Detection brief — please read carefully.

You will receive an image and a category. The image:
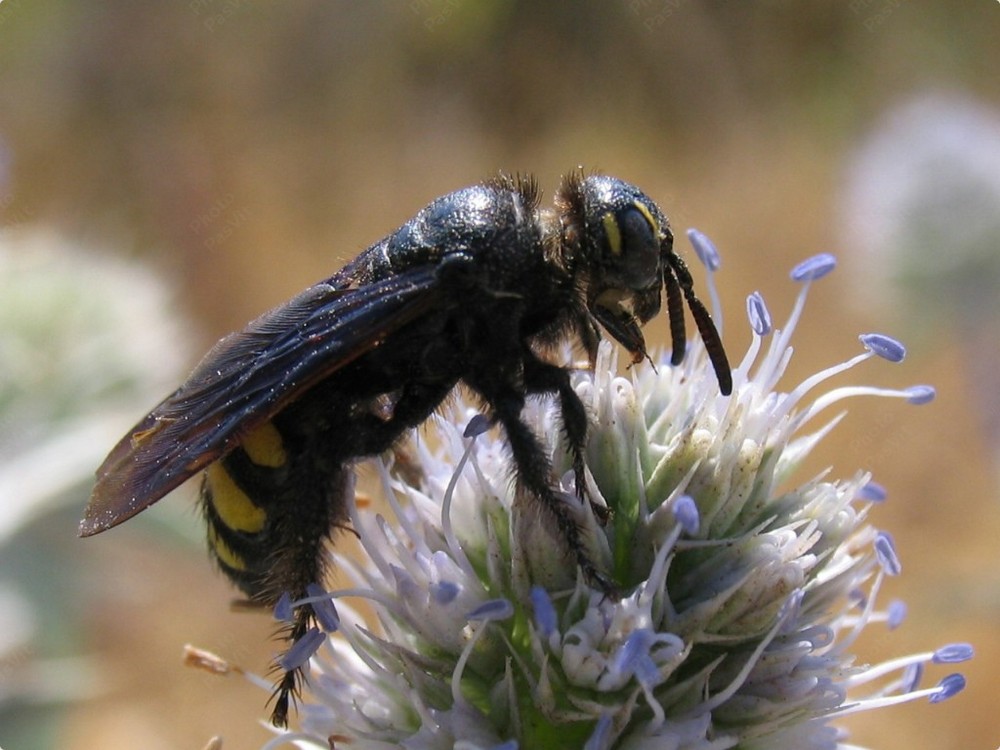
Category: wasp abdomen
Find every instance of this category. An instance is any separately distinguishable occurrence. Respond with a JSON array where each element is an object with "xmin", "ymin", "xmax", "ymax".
[
  {"xmin": 202, "ymin": 459, "xmax": 272, "ymax": 596},
  {"xmin": 201, "ymin": 420, "xmax": 344, "ymax": 604}
]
